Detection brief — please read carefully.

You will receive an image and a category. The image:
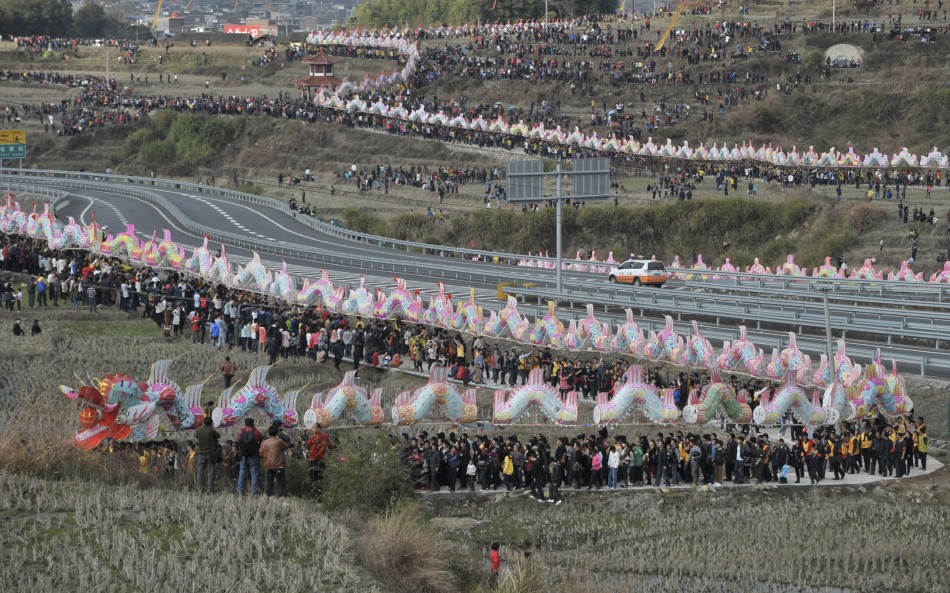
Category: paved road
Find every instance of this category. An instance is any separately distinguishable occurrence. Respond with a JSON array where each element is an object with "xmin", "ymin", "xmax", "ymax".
[{"xmin": 6, "ymin": 172, "xmax": 950, "ymax": 379}]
